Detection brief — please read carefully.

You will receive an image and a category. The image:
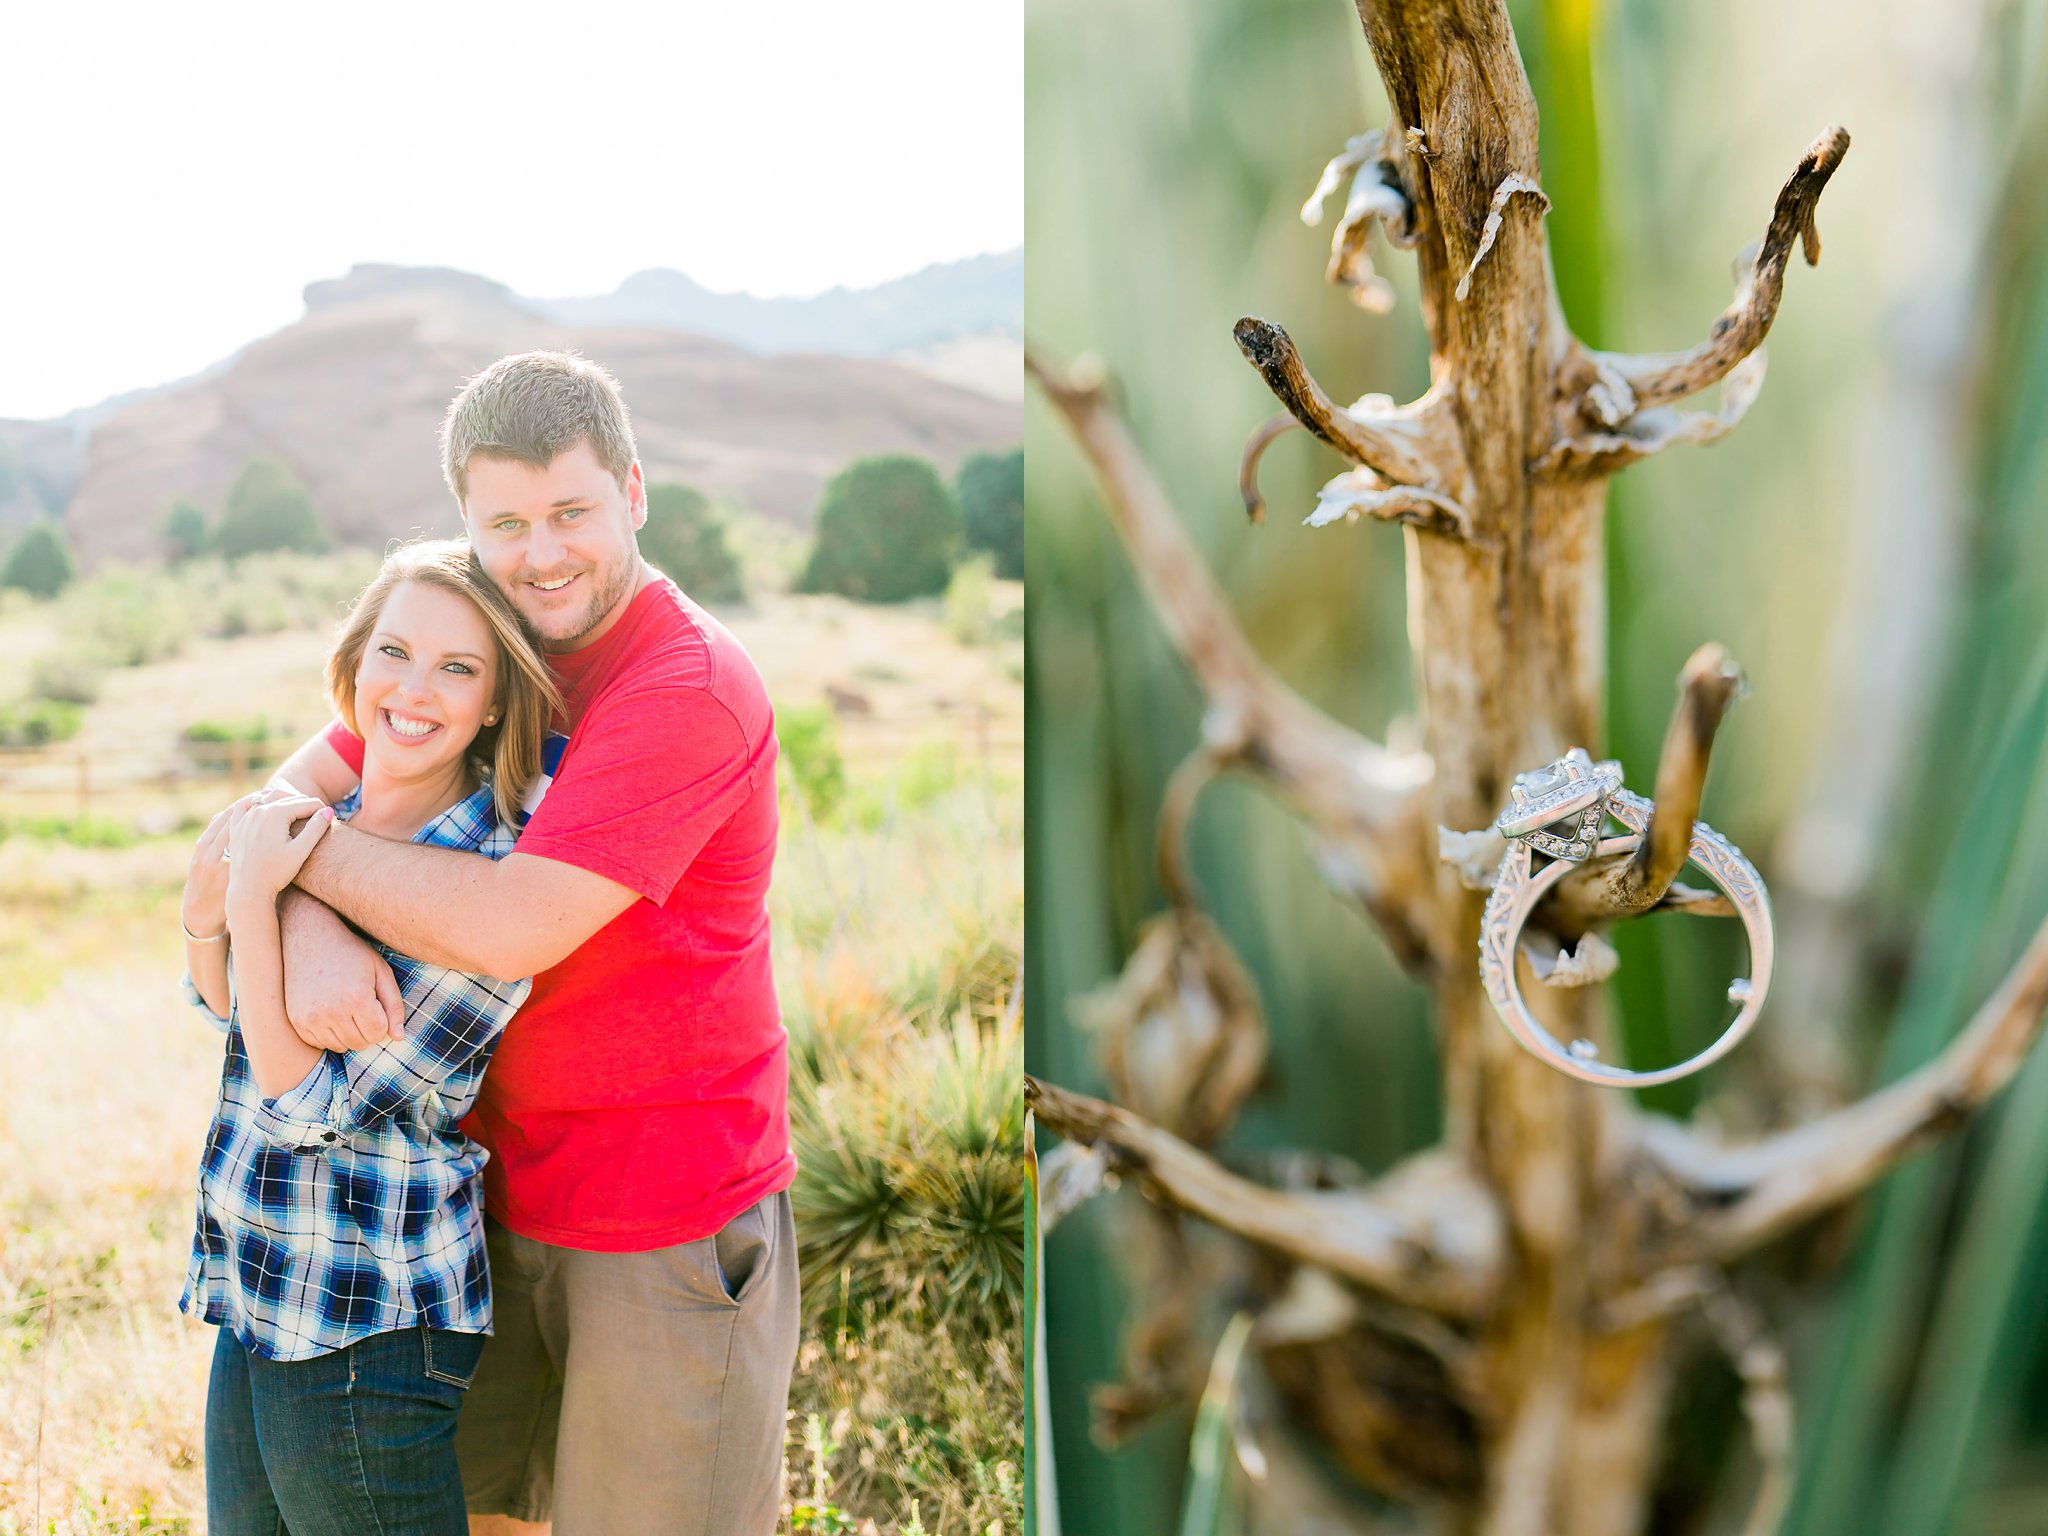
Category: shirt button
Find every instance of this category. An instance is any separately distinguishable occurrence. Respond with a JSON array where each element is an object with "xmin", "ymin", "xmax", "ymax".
[{"xmin": 322, "ymin": 1131, "xmax": 339, "ymax": 1142}]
